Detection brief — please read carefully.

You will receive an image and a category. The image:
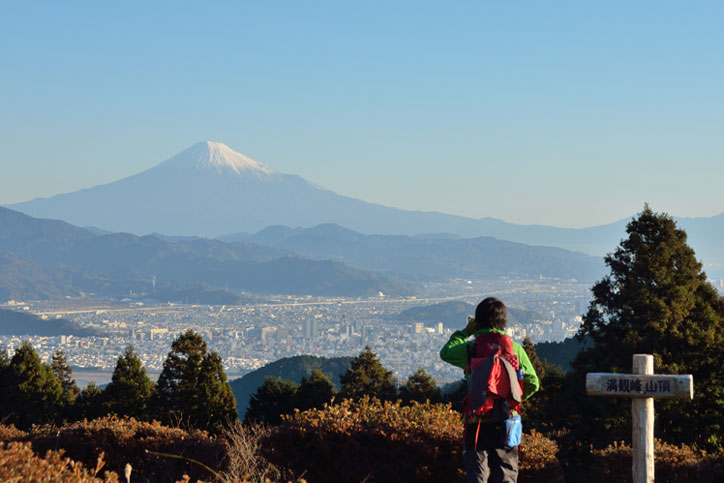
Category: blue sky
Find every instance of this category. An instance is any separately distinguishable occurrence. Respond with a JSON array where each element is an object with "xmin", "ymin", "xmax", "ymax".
[{"xmin": 1, "ymin": 1, "xmax": 722, "ymax": 228}]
